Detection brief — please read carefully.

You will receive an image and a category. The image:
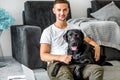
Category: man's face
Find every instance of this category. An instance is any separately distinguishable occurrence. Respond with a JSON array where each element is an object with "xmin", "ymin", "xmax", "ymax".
[{"xmin": 53, "ymin": 3, "xmax": 69, "ymax": 21}]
